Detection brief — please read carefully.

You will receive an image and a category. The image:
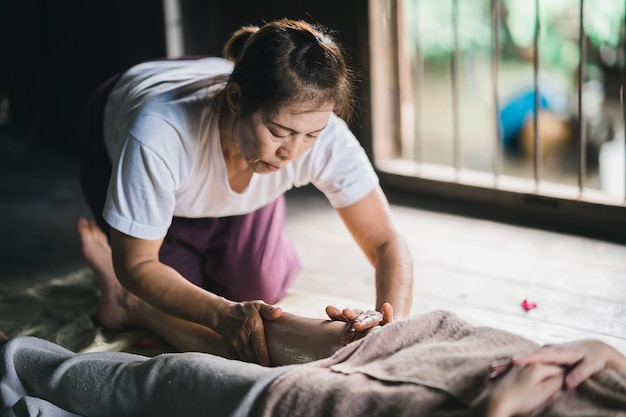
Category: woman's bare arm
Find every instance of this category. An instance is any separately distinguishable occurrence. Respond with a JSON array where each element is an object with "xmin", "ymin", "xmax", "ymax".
[
  {"xmin": 109, "ymin": 228, "xmax": 281, "ymax": 366},
  {"xmin": 336, "ymin": 187, "xmax": 413, "ymax": 319}
]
